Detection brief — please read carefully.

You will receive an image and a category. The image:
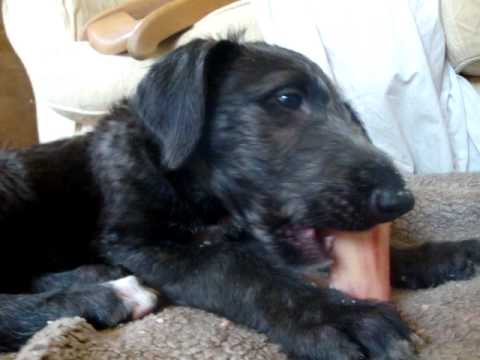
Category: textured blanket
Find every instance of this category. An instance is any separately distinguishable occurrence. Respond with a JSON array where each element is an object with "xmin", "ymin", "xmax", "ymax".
[{"xmin": 2, "ymin": 173, "xmax": 480, "ymax": 359}]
